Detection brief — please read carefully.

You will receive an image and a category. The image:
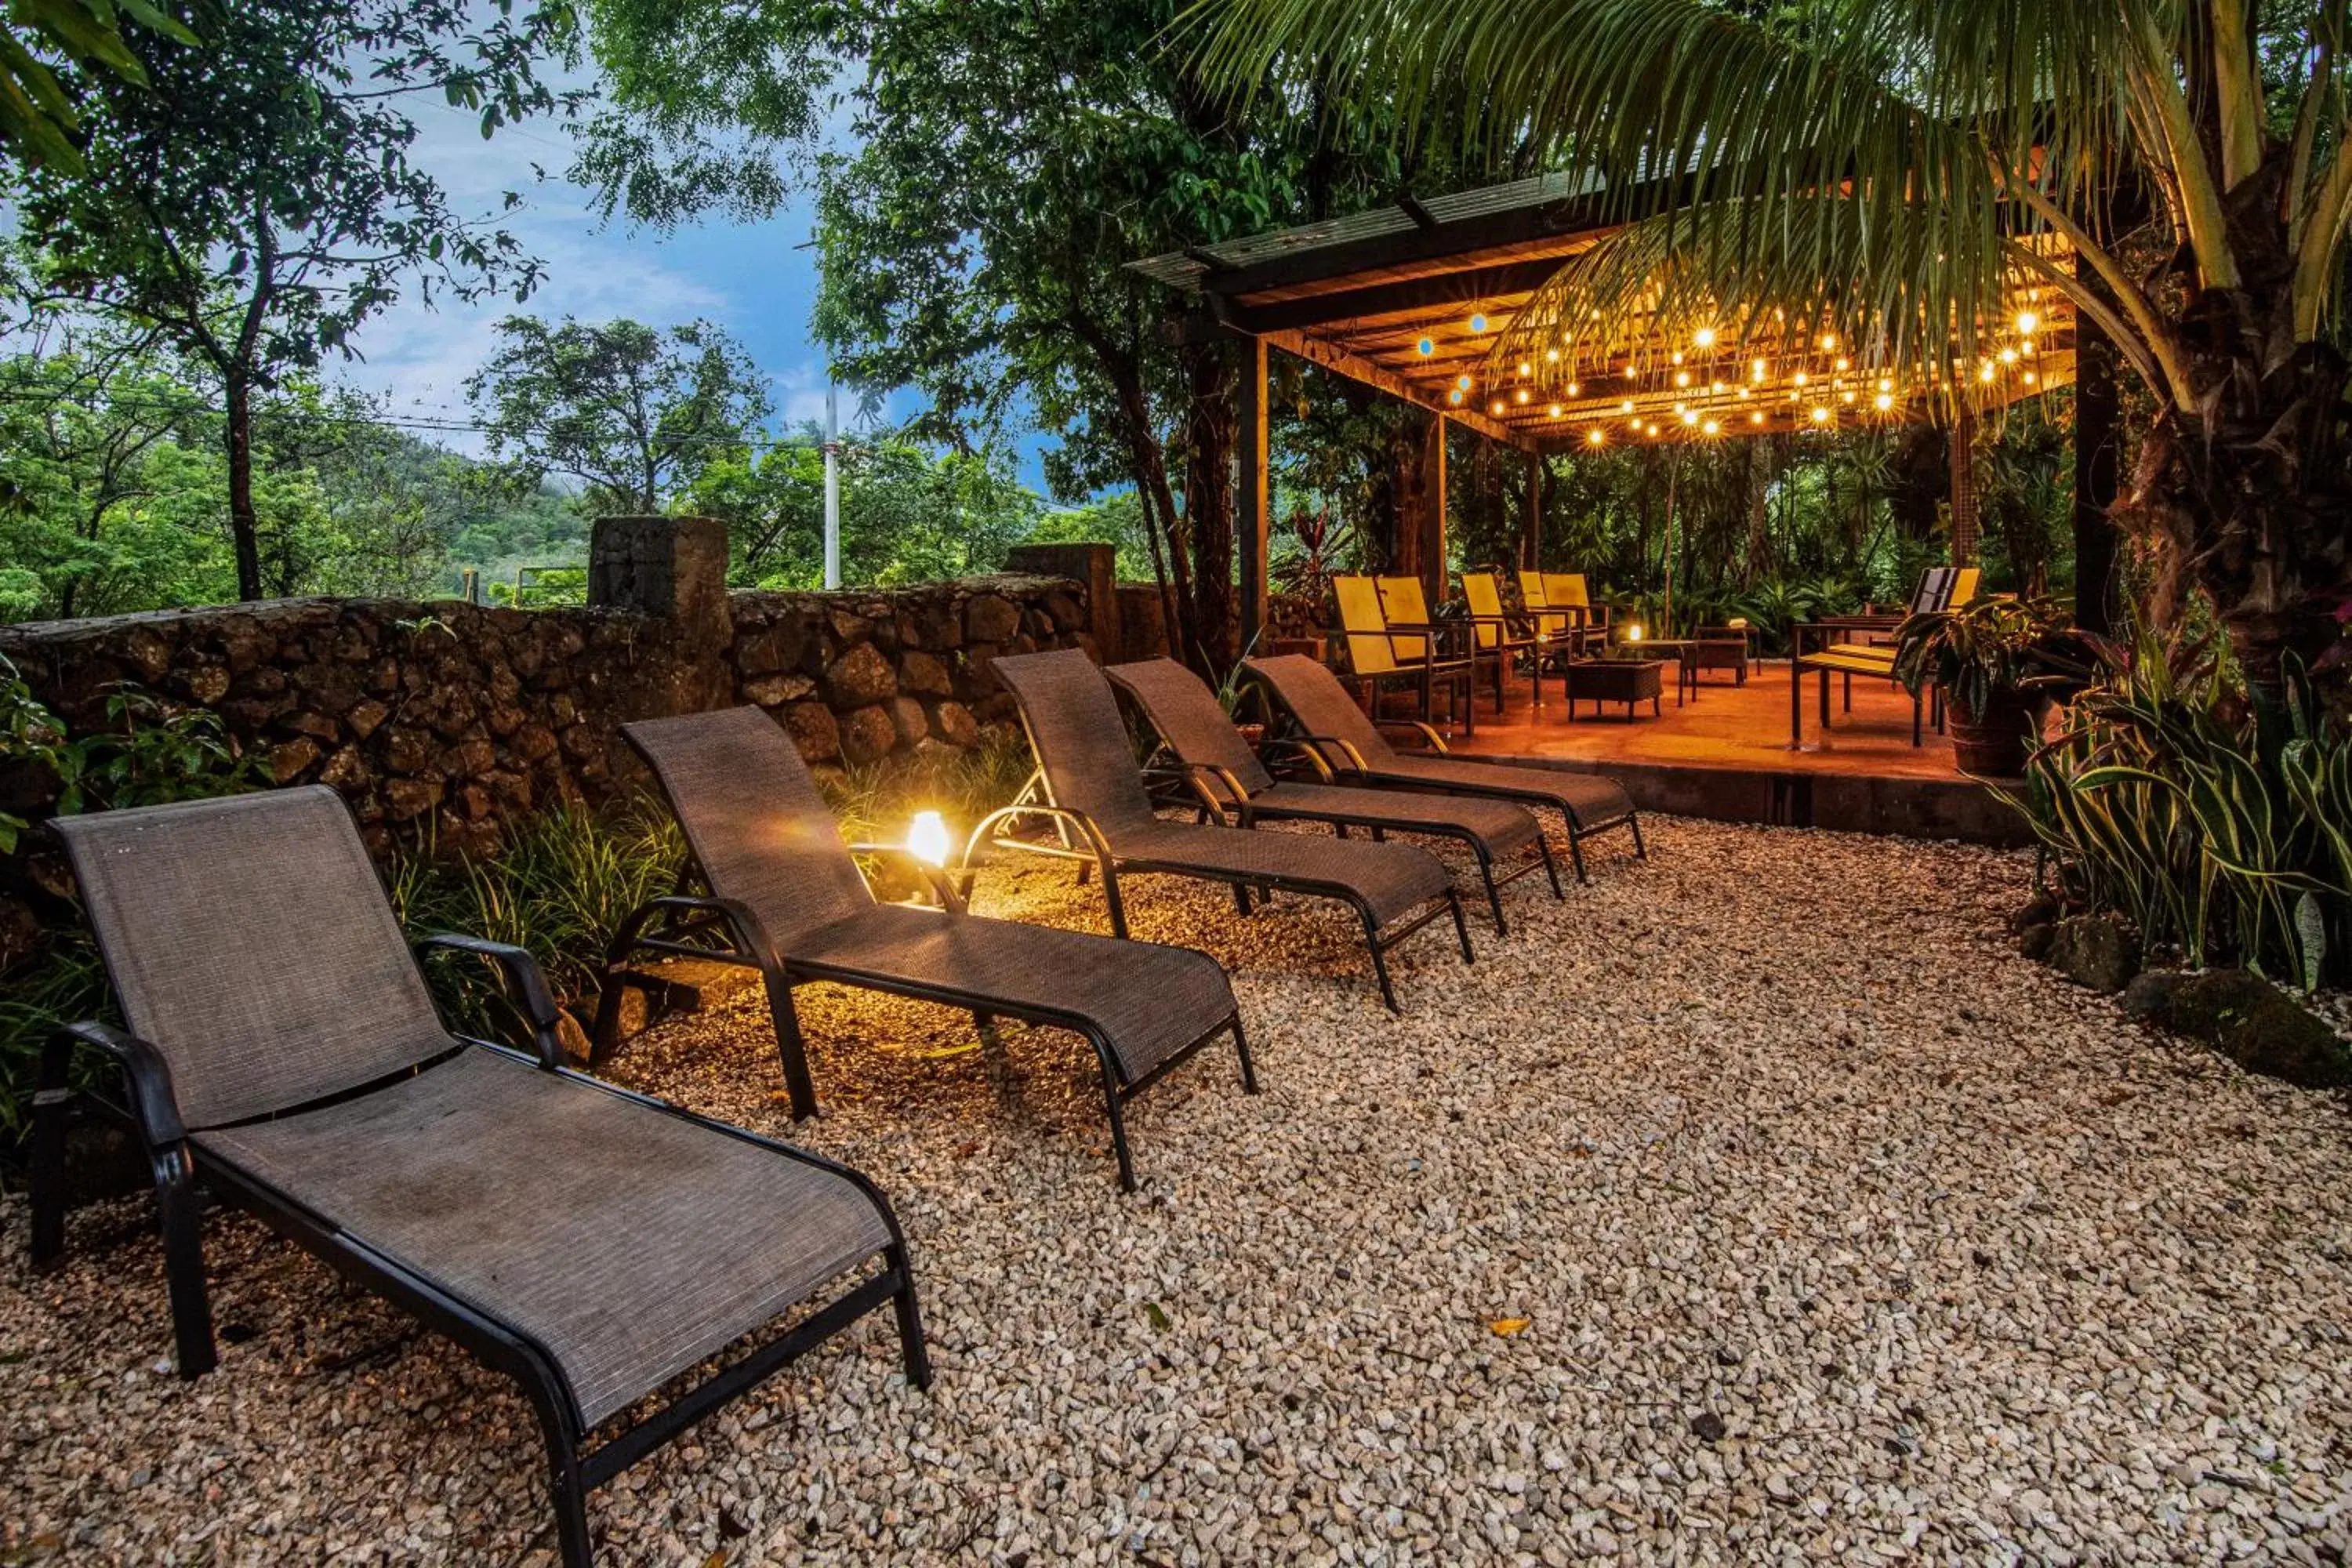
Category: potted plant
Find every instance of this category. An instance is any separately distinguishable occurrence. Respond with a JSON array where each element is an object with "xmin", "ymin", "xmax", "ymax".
[{"xmin": 1893, "ymin": 595, "xmax": 2097, "ymax": 775}]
